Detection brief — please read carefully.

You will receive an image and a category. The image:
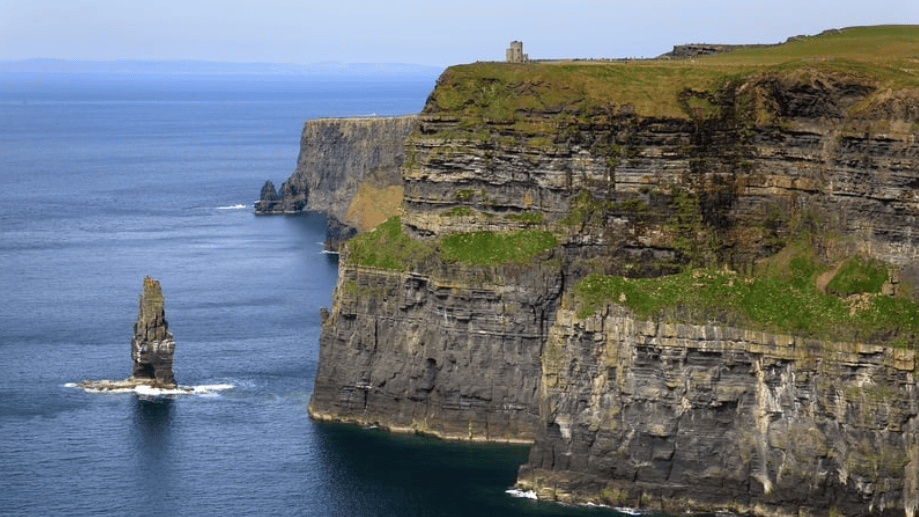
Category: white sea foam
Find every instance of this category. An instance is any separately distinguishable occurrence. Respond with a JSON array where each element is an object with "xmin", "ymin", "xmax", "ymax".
[
  {"xmin": 504, "ymin": 488, "xmax": 649, "ymax": 514},
  {"xmin": 69, "ymin": 382, "xmax": 234, "ymax": 397},
  {"xmin": 191, "ymin": 383, "xmax": 234, "ymax": 395},
  {"xmin": 505, "ymin": 489, "xmax": 538, "ymax": 500},
  {"xmin": 217, "ymin": 204, "xmax": 247, "ymax": 210}
]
